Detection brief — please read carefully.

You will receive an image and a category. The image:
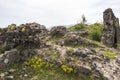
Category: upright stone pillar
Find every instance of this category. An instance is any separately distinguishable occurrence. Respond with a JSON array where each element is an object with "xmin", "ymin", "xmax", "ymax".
[
  {"xmin": 116, "ymin": 18, "xmax": 120, "ymax": 47},
  {"xmin": 101, "ymin": 8, "xmax": 119, "ymax": 48}
]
